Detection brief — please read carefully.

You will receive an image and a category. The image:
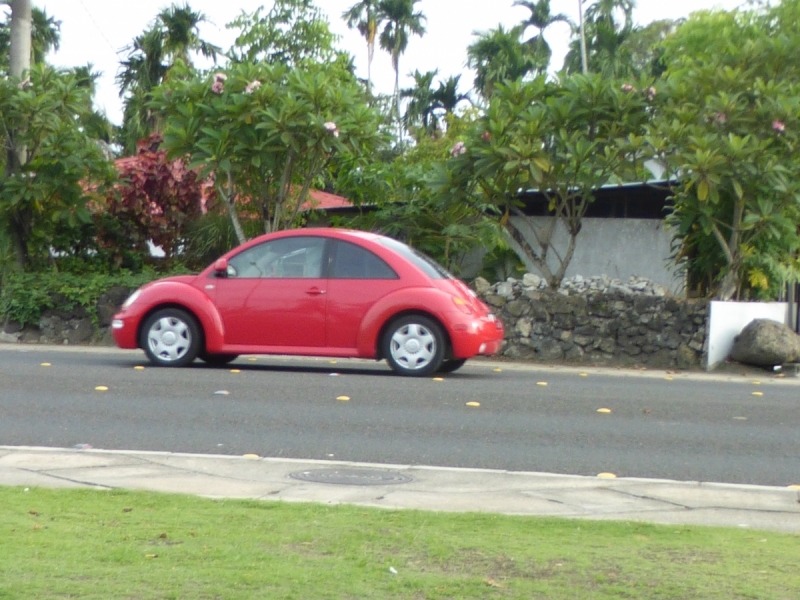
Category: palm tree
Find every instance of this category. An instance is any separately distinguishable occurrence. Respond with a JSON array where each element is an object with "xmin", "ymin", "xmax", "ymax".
[
  {"xmin": 117, "ymin": 2, "xmax": 219, "ymax": 153},
  {"xmin": 402, "ymin": 71, "xmax": 472, "ymax": 139},
  {"xmin": 343, "ymin": 0, "xmax": 381, "ymax": 93},
  {"xmin": 467, "ymin": 24, "xmax": 533, "ymax": 98},
  {"xmin": 432, "ymin": 75, "xmax": 471, "ymax": 114},
  {"xmin": 73, "ymin": 64, "xmax": 116, "ymax": 148},
  {"xmin": 377, "ymin": 0, "xmax": 426, "ymax": 142},
  {"xmin": 401, "ymin": 69, "xmax": 438, "ymax": 135},
  {"xmin": 564, "ymin": 0, "xmax": 637, "ymax": 77},
  {"xmin": 0, "ymin": 6, "xmax": 61, "ymax": 69},
  {"xmin": 156, "ymin": 3, "xmax": 219, "ymax": 67},
  {"xmin": 514, "ymin": 0, "xmax": 571, "ymax": 73}
]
